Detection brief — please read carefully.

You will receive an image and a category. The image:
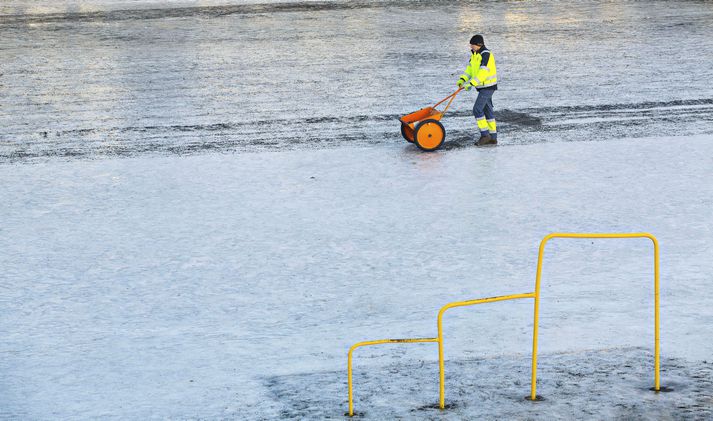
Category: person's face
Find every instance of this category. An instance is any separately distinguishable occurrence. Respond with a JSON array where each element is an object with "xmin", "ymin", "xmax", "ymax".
[{"xmin": 470, "ymin": 43, "xmax": 481, "ymax": 52}]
